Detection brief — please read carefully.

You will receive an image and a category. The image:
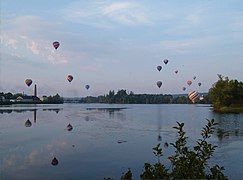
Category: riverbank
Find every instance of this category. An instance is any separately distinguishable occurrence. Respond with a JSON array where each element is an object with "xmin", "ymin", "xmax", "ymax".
[{"xmin": 214, "ymin": 106, "xmax": 243, "ymax": 113}]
